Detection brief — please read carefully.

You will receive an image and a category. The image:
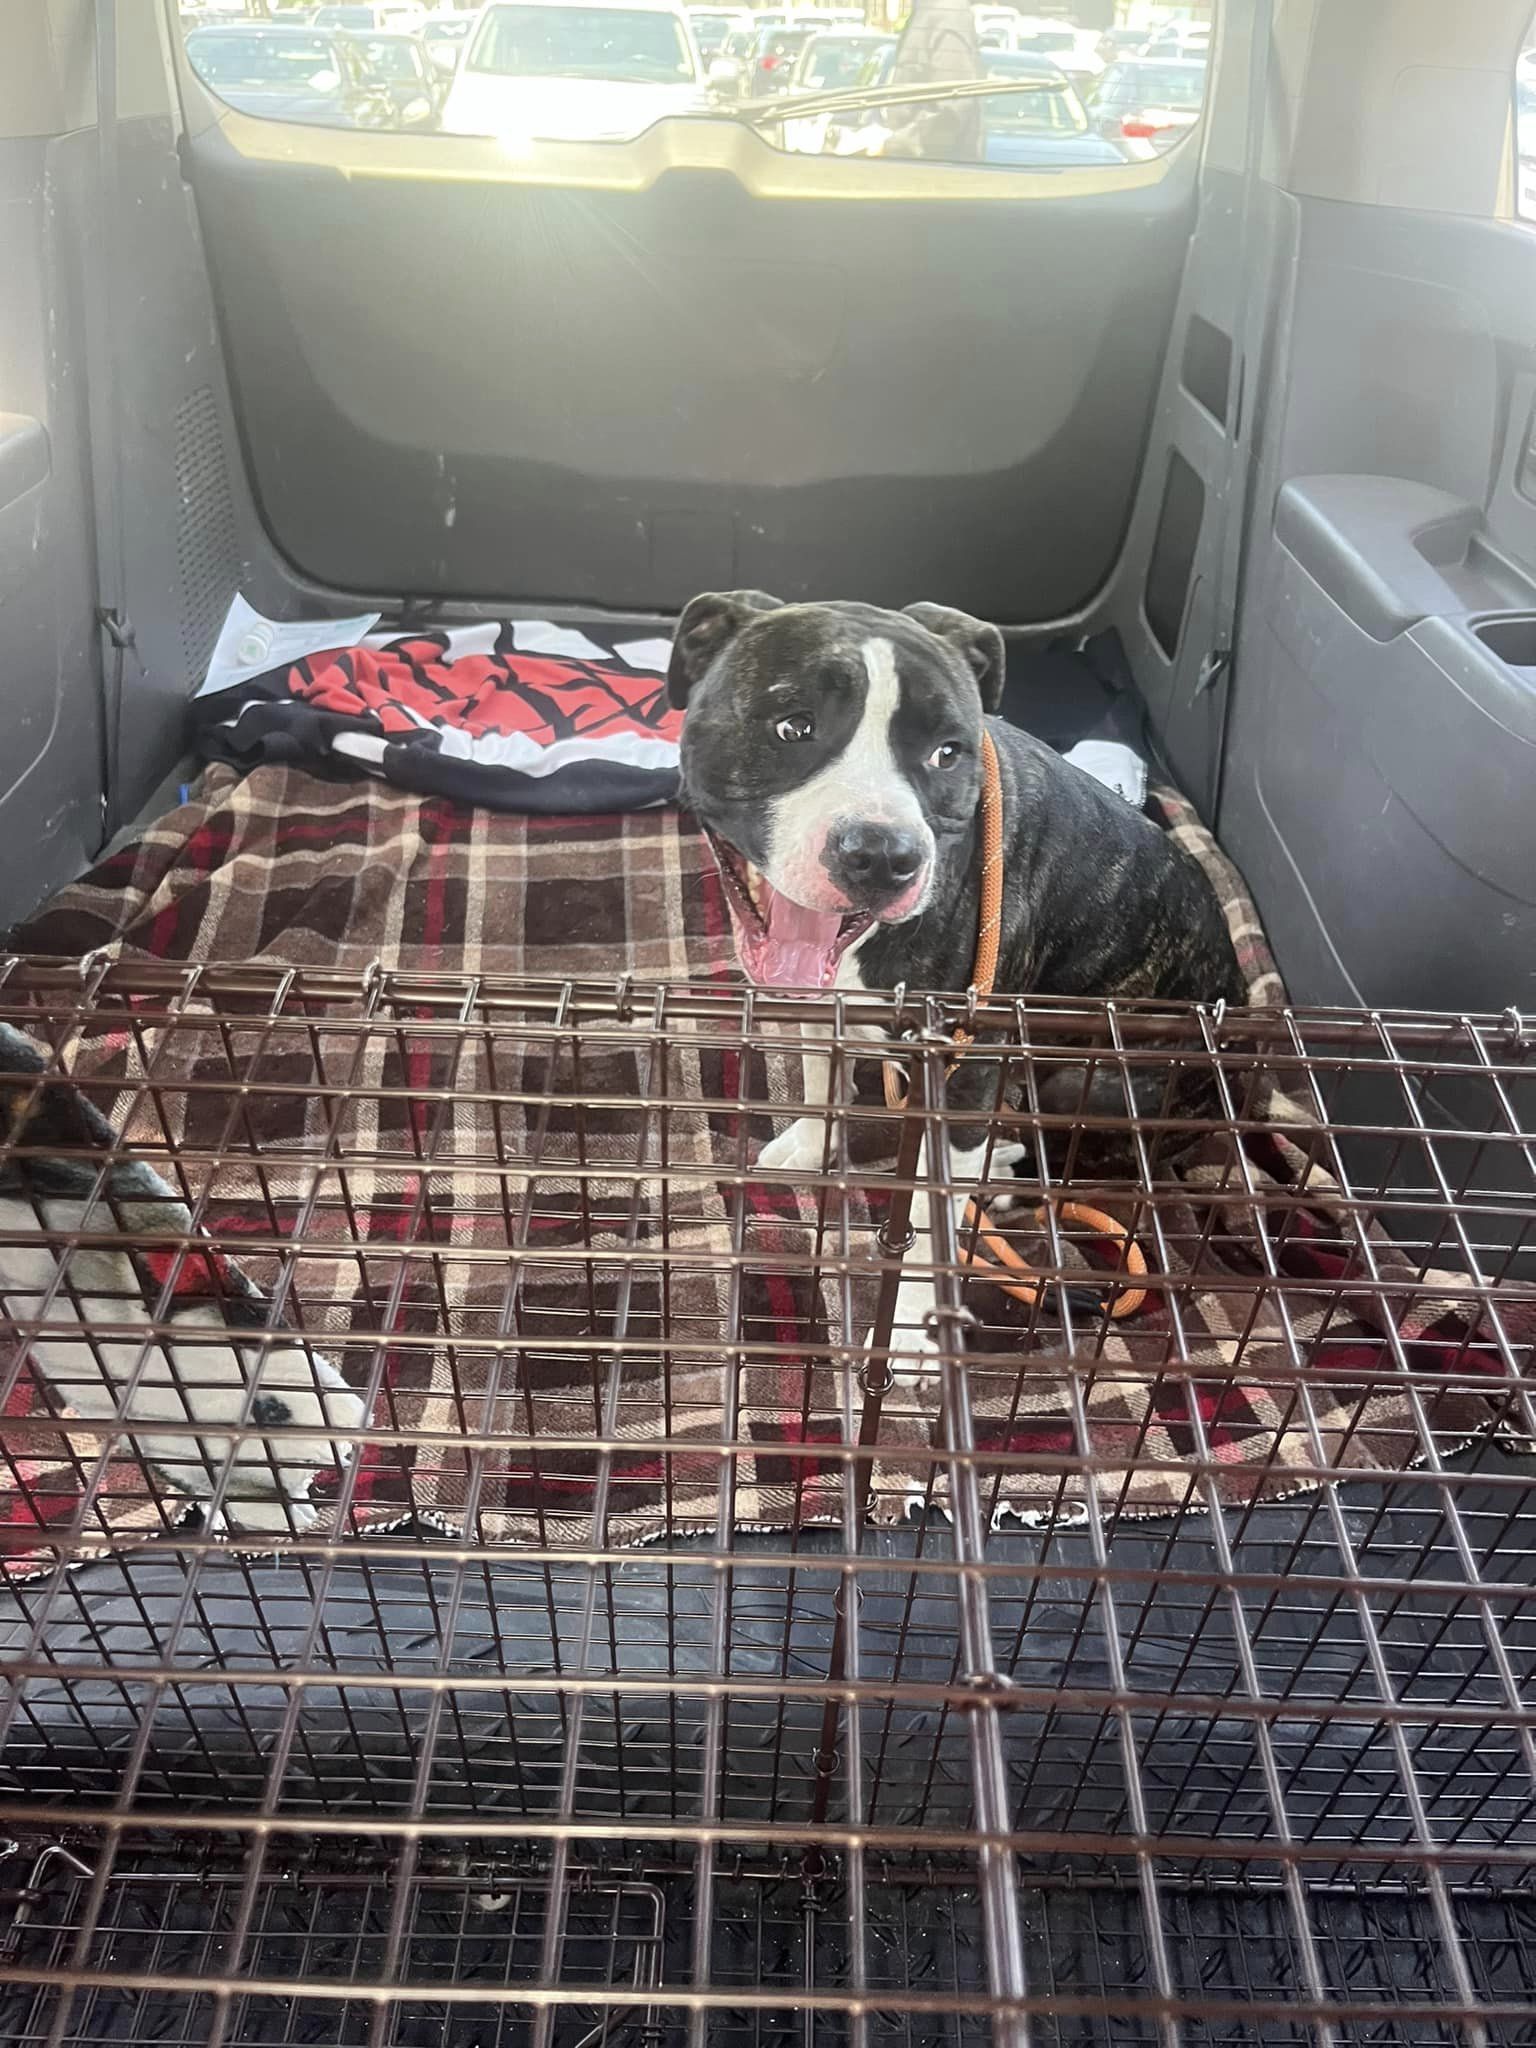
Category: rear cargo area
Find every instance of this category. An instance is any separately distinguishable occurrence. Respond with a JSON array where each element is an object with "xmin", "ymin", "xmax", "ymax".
[{"xmin": 1, "ymin": 0, "xmax": 1535, "ymax": 2039}]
